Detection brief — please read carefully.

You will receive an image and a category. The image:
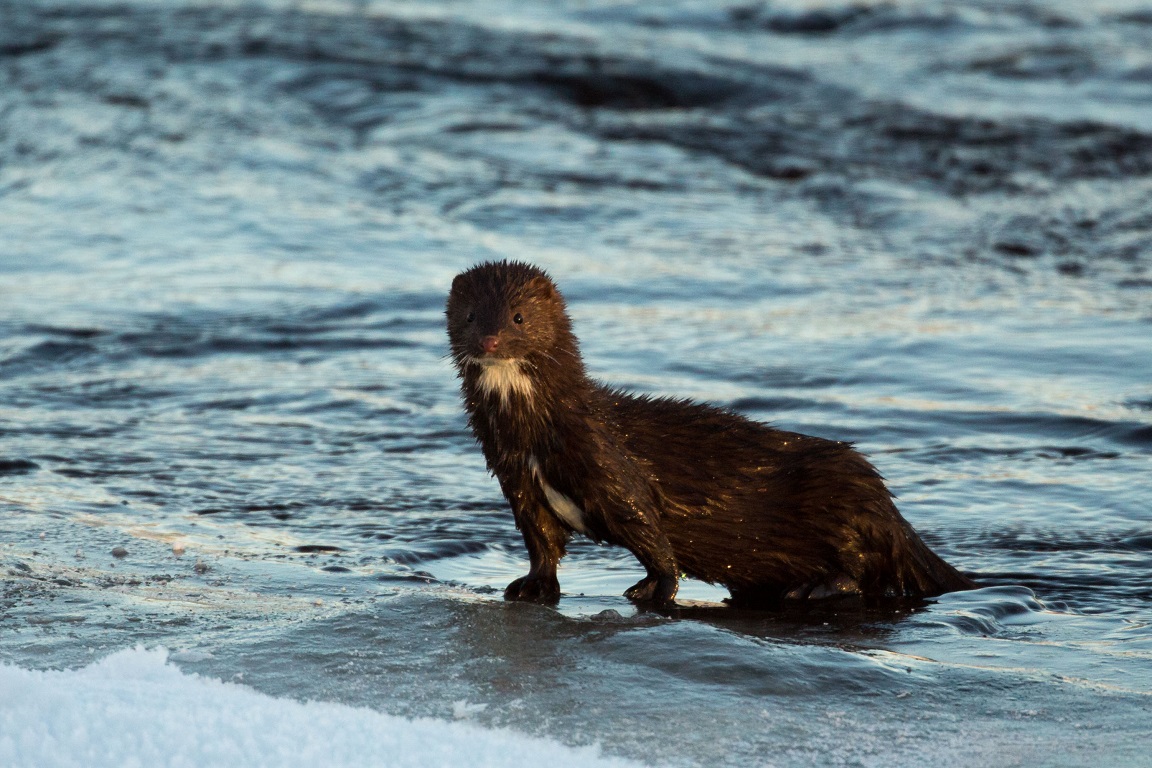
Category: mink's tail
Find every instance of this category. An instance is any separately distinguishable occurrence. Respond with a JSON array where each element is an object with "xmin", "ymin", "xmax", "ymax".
[{"xmin": 889, "ymin": 518, "xmax": 976, "ymax": 597}]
